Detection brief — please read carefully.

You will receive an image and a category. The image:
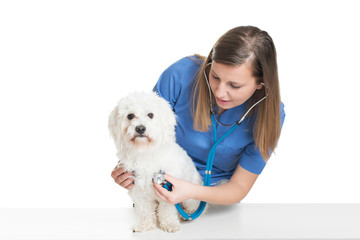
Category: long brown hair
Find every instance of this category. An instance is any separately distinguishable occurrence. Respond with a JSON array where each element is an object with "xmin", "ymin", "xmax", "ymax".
[{"xmin": 192, "ymin": 26, "xmax": 281, "ymax": 160}]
